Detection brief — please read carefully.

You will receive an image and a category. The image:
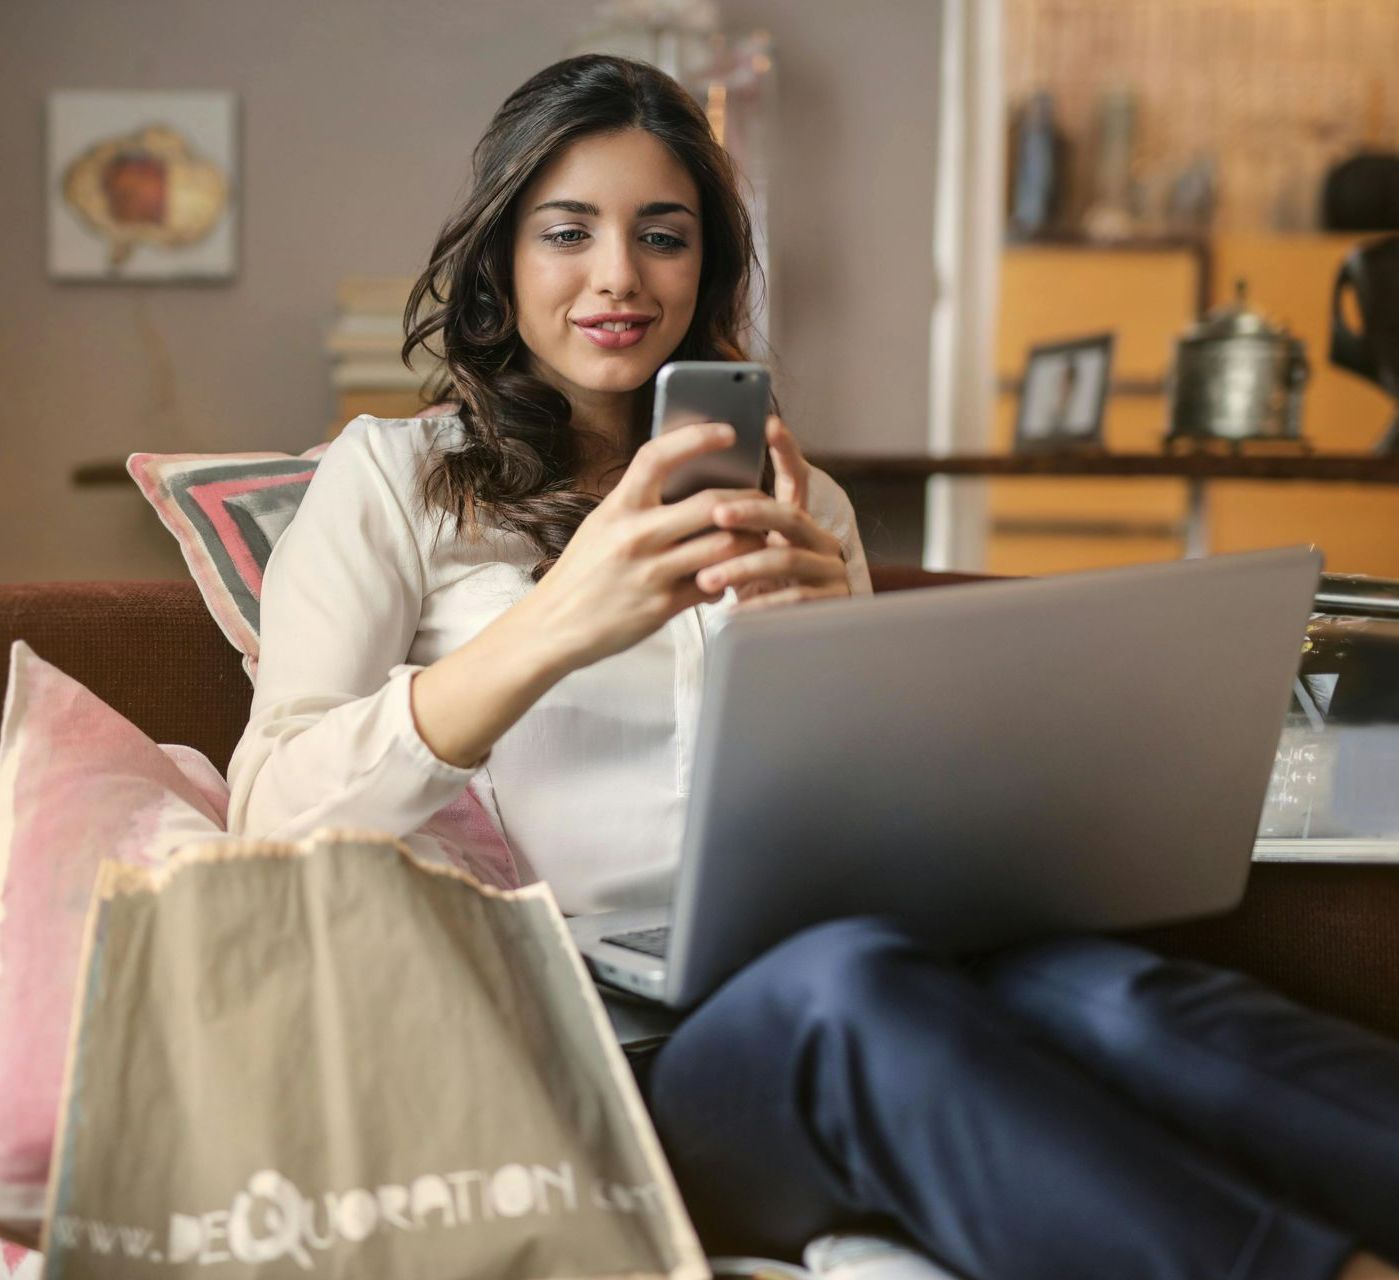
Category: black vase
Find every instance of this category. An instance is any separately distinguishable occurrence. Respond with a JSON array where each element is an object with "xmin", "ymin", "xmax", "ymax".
[
  {"xmin": 1331, "ymin": 233, "xmax": 1399, "ymax": 454},
  {"xmin": 1323, "ymin": 152, "xmax": 1399, "ymax": 233}
]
